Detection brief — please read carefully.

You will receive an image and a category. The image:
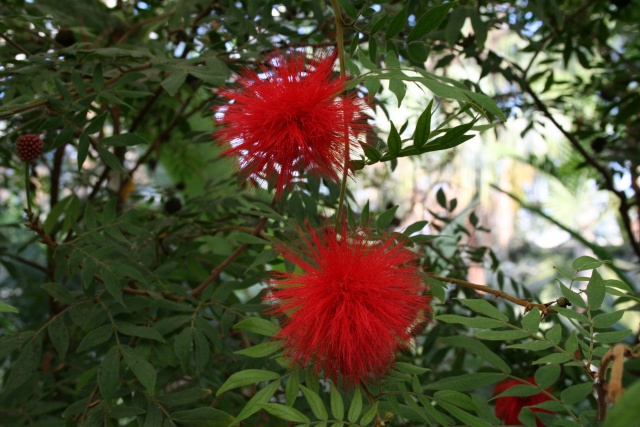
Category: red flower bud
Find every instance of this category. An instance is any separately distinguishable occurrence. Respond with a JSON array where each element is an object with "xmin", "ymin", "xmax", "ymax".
[{"xmin": 16, "ymin": 134, "xmax": 43, "ymax": 162}]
